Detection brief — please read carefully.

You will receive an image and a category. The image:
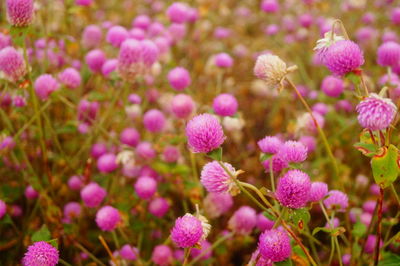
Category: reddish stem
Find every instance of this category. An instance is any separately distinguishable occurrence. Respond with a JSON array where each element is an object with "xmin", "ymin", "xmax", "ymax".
[{"xmin": 374, "ymin": 187, "xmax": 384, "ymax": 265}]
